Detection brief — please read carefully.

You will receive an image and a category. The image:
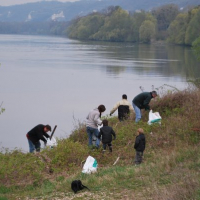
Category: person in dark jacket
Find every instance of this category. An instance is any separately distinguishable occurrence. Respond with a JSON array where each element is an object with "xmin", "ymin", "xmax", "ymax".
[
  {"xmin": 26, "ymin": 124, "xmax": 51, "ymax": 153},
  {"xmin": 134, "ymin": 128, "xmax": 146, "ymax": 165},
  {"xmin": 98, "ymin": 119, "xmax": 116, "ymax": 152},
  {"xmin": 132, "ymin": 91, "xmax": 157, "ymax": 122}
]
